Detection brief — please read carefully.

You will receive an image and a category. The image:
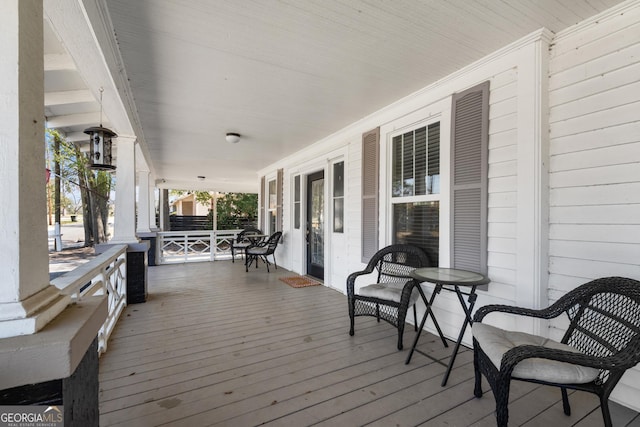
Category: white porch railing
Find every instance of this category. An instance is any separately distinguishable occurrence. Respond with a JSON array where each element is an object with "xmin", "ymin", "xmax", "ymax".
[
  {"xmin": 51, "ymin": 244, "xmax": 127, "ymax": 355},
  {"xmin": 157, "ymin": 230, "xmax": 240, "ymax": 264}
]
